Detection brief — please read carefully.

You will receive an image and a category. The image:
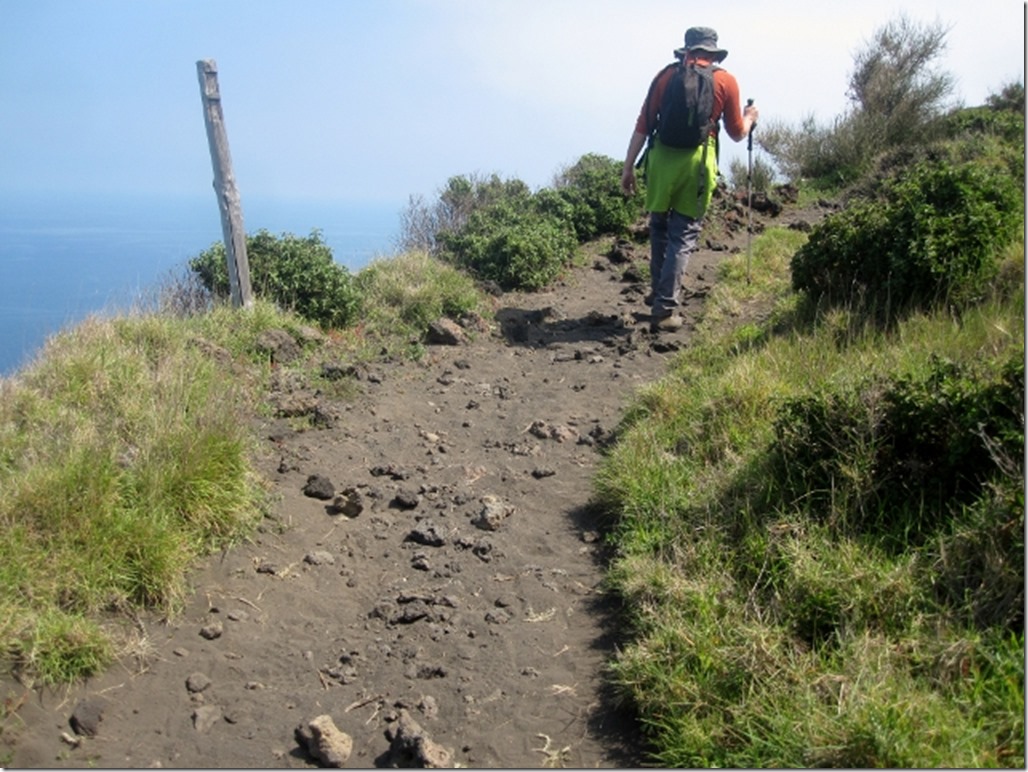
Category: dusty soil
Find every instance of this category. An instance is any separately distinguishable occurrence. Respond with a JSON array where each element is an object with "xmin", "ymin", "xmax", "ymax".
[{"xmin": 3, "ymin": 194, "xmax": 814, "ymax": 768}]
